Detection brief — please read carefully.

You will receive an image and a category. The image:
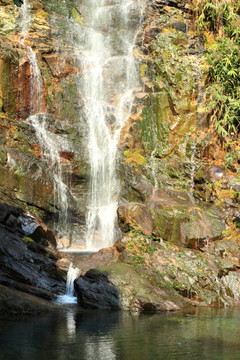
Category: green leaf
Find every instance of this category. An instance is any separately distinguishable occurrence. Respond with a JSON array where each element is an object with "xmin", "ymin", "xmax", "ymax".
[{"xmin": 72, "ymin": 7, "xmax": 83, "ymax": 25}]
